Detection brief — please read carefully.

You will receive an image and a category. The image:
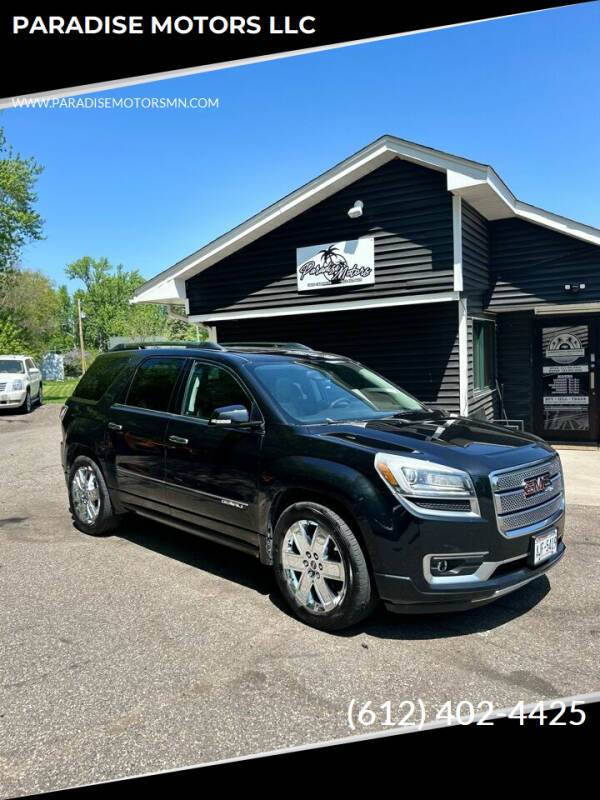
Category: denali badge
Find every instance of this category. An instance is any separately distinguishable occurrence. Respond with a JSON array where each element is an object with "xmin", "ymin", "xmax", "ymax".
[{"xmin": 523, "ymin": 472, "xmax": 552, "ymax": 497}]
